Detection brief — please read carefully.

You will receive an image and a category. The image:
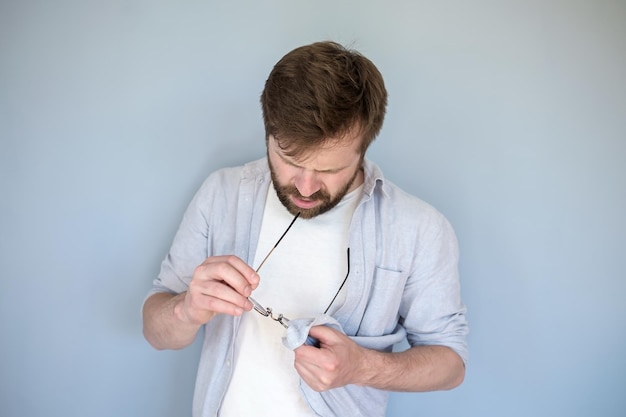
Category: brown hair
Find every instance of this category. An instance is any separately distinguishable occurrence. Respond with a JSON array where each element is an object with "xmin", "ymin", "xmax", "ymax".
[{"xmin": 260, "ymin": 41, "xmax": 387, "ymax": 157}]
